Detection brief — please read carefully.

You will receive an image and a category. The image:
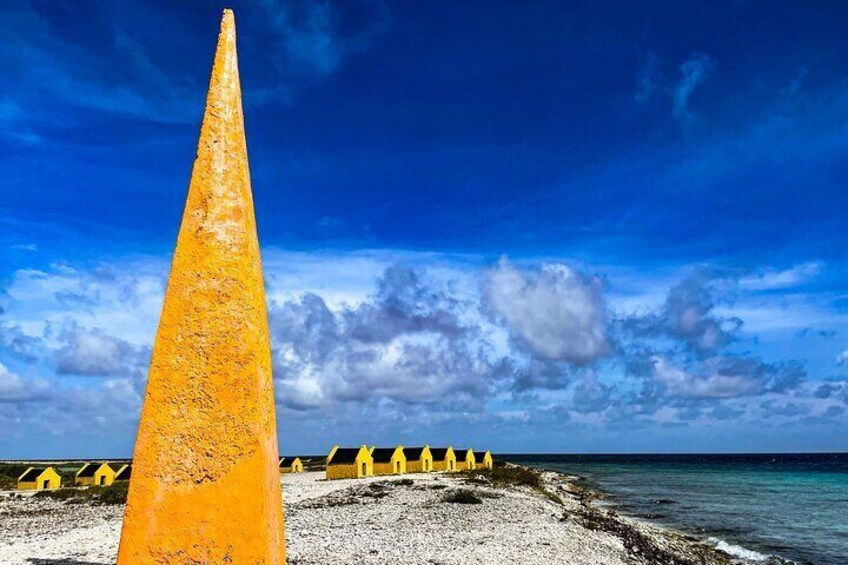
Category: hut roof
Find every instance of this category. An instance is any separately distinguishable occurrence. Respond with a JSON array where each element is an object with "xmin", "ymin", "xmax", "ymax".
[
  {"xmin": 76, "ymin": 463, "xmax": 97, "ymax": 478},
  {"xmin": 115, "ymin": 465, "xmax": 132, "ymax": 481},
  {"xmin": 328, "ymin": 448, "xmax": 362, "ymax": 465},
  {"xmin": 370, "ymin": 448, "xmax": 398, "ymax": 463},
  {"xmin": 279, "ymin": 456, "xmax": 302, "ymax": 466},
  {"xmin": 19, "ymin": 468, "xmax": 42, "ymax": 482},
  {"xmin": 430, "ymin": 448, "xmax": 451, "ymax": 461},
  {"xmin": 403, "ymin": 447, "xmax": 426, "ymax": 460}
]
